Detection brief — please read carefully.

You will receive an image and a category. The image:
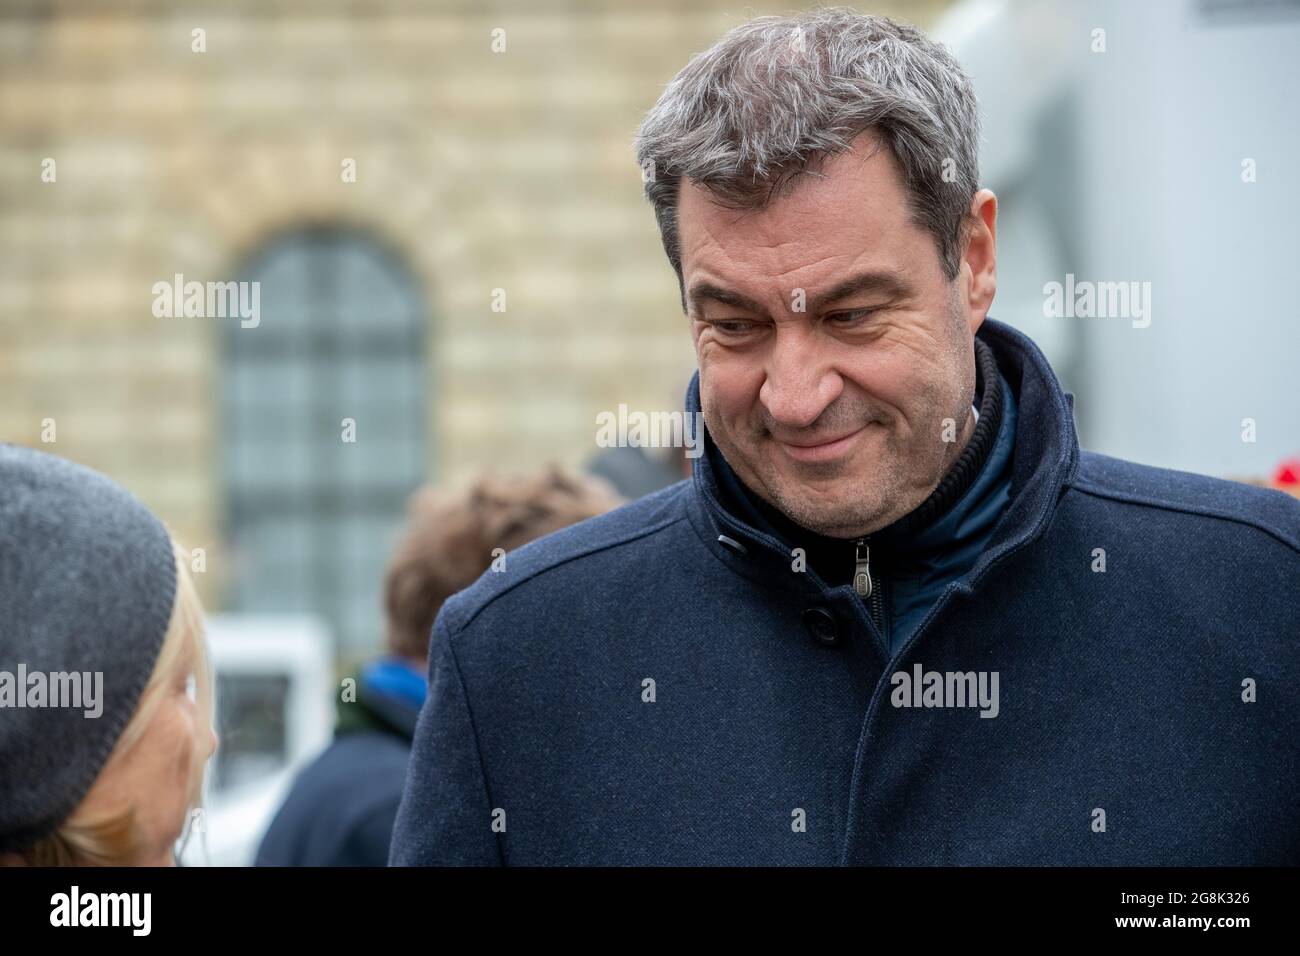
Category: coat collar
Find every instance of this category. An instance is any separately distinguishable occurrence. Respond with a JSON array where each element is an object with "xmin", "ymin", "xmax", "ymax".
[{"xmin": 682, "ymin": 318, "xmax": 1080, "ymax": 595}]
